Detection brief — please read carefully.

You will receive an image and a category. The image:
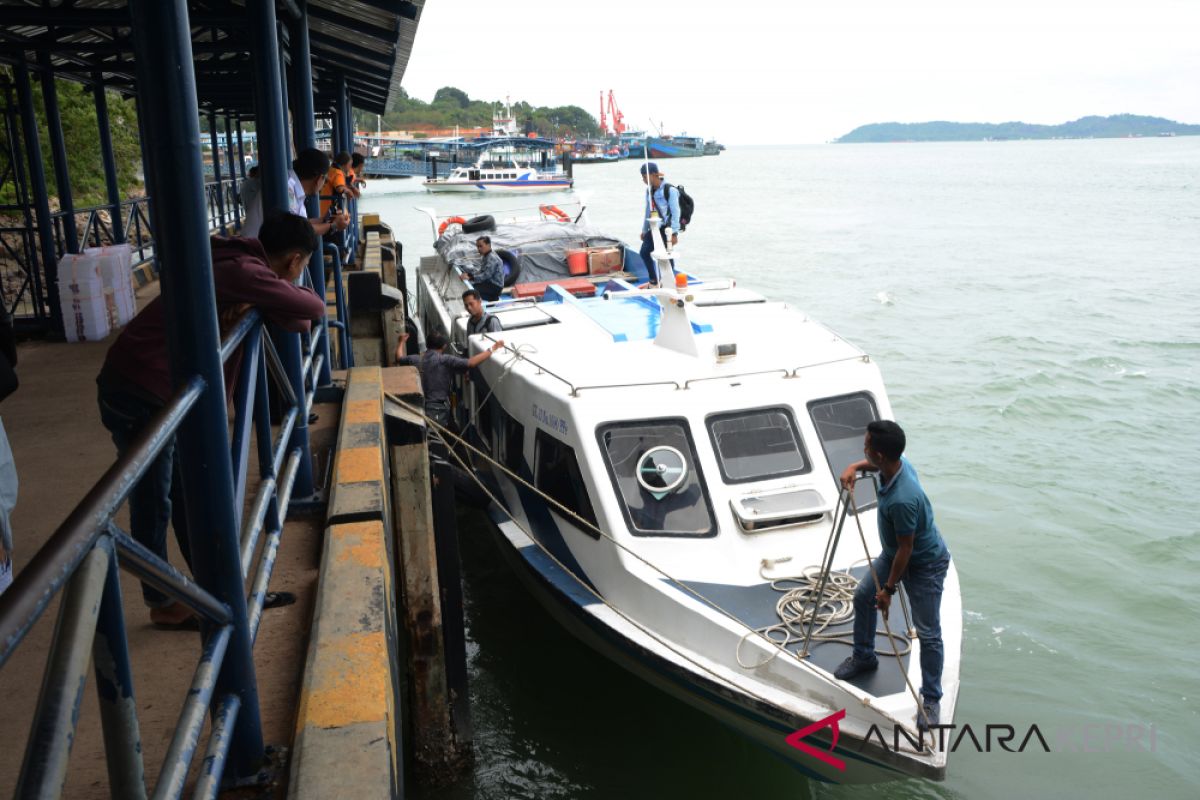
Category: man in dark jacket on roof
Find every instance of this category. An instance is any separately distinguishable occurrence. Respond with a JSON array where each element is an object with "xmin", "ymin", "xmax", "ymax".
[{"xmin": 97, "ymin": 210, "xmax": 326, "ymax": 628}]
